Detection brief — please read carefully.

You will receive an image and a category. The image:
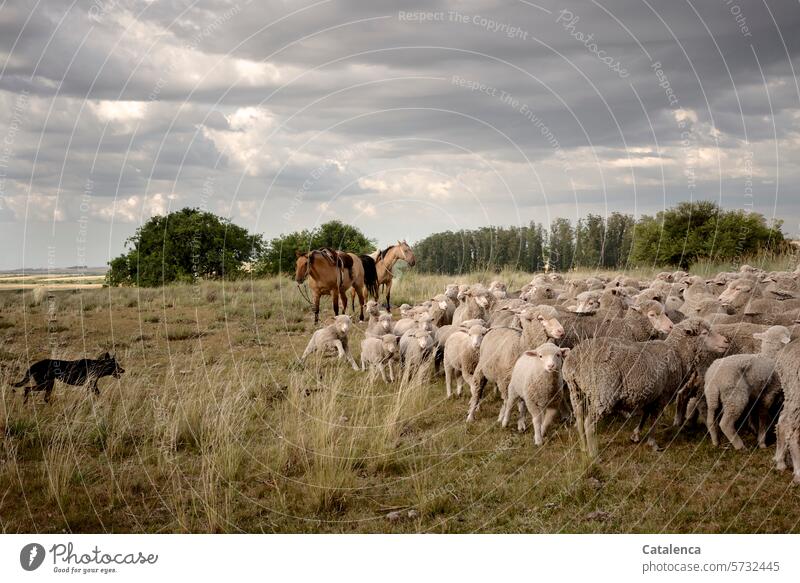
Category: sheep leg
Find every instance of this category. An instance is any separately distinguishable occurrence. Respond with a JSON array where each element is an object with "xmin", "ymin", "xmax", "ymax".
[
  {"xmin": 569, "ymin": 384, "xmax": 587, "ymax": 452},
  {"xmin": 631, "ymin": 408, "xmax": 652, "ymax": 443},
  {"xmin": 531, "ymin": 409, "xmax": 545, "ymax": 446},
  {"xmin": 706, "ymin": 387, "xmax": 721, "ymax": 447},
  {"xmin": 387, "ymin": 361, "xmax": 395, "ymax": 382},
  {"xmin": 673, "ymin": 385, "xmax": 689, "ymax": 427},
  {"xmin": 756, "ymin": 406, "xmax": 770, "ymax": 449},
  {"xmin": 444, "ymin": 365, "xmax": 453, "ymax": 398},
  {"xmin": 501, "ymin": 392, "xmax": 517, "ymax": 428},
  {"xmin": 301, "ymin": 339, "xmax": 315, "ymax": 361},
  {"xmin": 541, "ymin": 407, "xmax": 559, "ymax": 440},
  {"xmin": 360, "ymin": 353, "xmax": 366, "ymax": 371},
  {"xmin": 719, "ymin": 411, "xmax": 745, "ymax": 450},
  {"xmin": 467, "ymin": 371, "xmax": 487, "ymax": 423},
  {"xmin": 584, "ymin": 413, "xmax": 598, "ymax": 459},
  {"xmin": 789, "ymin": 439, "xmax": 800, "ymax": 484},
  {"xmin": 334, "ymin": 340, "xmax": 359, "ymax": 371},
  {"xmin": 517, "ymin": 399, "xmax": 527, "ymax": 432},
  {"xmin": 775, "ymin": 420, "xmax": 787, "ymax": 471},
  {"xmin": 379, "ymin": 363, "xmax": 389, "ymax": 383},
  {"xmin": 455, "ymin": 374, "xmax": 464, "ymax": 398}
]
